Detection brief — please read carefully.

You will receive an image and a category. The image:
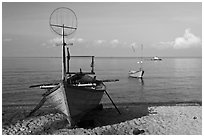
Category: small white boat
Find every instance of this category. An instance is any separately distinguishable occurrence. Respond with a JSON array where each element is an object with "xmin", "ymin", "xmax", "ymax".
[
  {"xmin": 129, "ymin": 69, "xmax": 144, "ymax": 78},
  {"xmin": 151, "ymin": 56, "xmax": 162, "ymax": 61},
  {"xmin": 129, "ymin": 44, "xmax": 144, "ymax": 78}
]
